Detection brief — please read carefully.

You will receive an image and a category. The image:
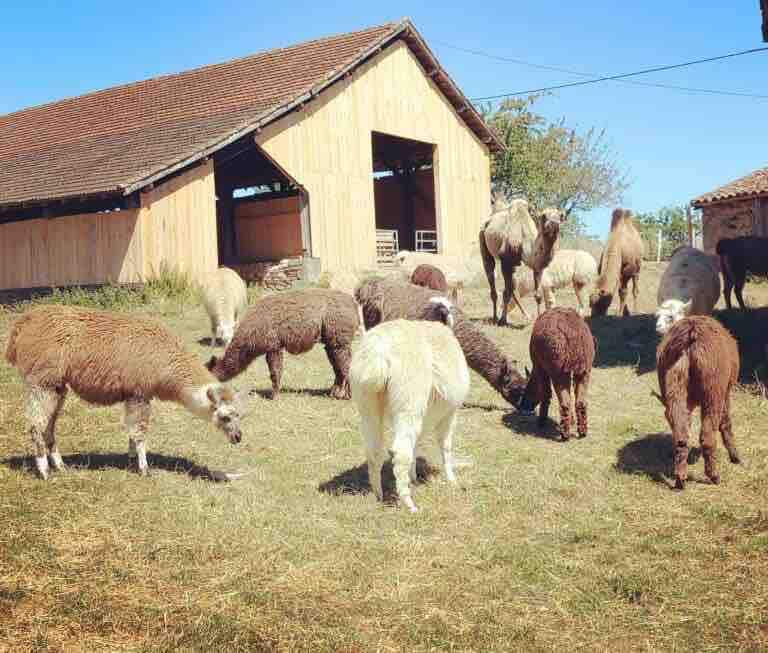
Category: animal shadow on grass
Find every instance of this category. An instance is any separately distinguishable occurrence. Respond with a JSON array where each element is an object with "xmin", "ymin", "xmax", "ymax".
[
  {"xmin": 468, "ymin": 316, "xmax": 527, "ymax": 331},
  {"xmin": 250, "ymin": 387, "xmax": 333, "ymax": 400},
  {"xmin": 3, "ymin": 452, "xmax": 233, "ymax": 482},
  {"xmin": 615, "ymin": 432, "xmax": 702, "ymax": 488},
  {"xmin": 501, "ymin": 411, "xmax": 564, "ymax": 442},
  {"xmin": 587, "ymin": 313, "xmax": 658, "ymax": 375},
  {"xmin": 319, "ymin": 457, "xmax": 438, "ymax": 504},
  {"xmin": 716, "ymin": 307, "xmax": 768, "ymax": 386}
]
